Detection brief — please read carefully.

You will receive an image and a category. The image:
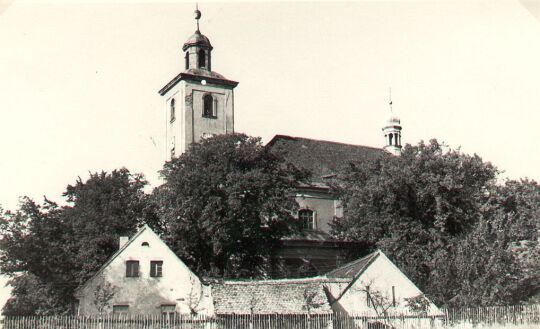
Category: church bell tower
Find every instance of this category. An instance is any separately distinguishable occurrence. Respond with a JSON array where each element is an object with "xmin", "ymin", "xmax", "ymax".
[{"xmin": 159, "ymin": 7, "xmax": 239, "ymax": 159}]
